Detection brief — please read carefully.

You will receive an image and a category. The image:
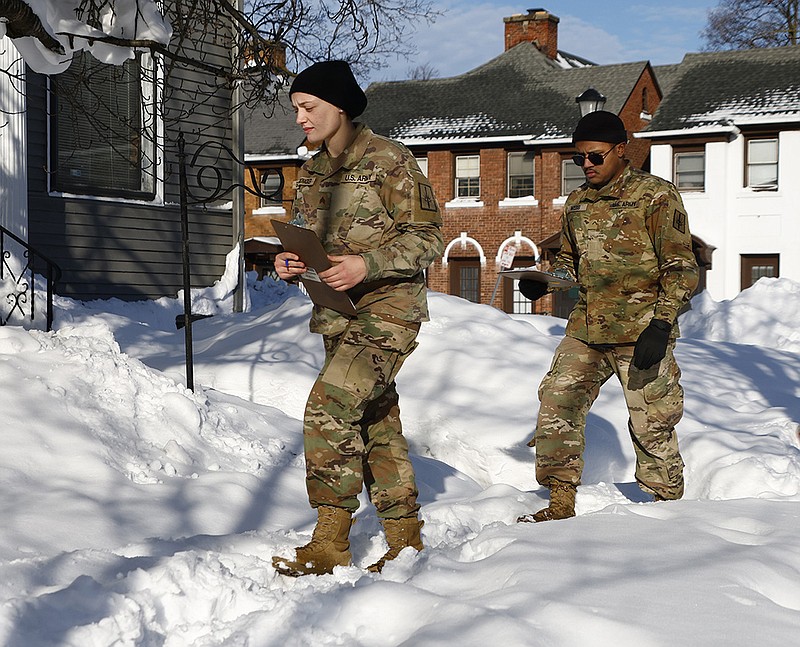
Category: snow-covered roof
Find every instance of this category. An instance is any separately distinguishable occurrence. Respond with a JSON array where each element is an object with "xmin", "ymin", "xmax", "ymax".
[
  {"xmin": 645, "ymin": 45, "xmax": 800, "ymax": 134},
  {"xmin": 361, "ymin": 42, "xmax": 650, "ymax": 143}
]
